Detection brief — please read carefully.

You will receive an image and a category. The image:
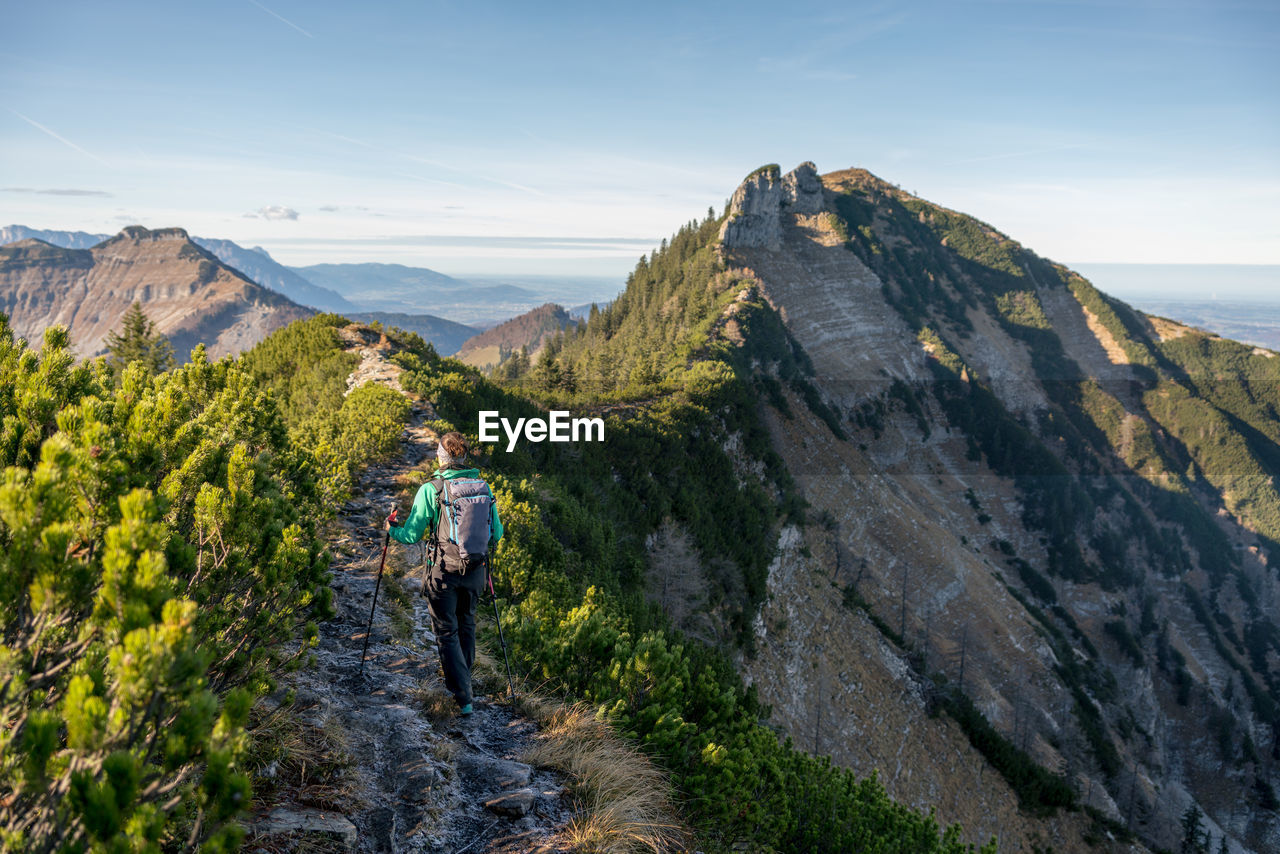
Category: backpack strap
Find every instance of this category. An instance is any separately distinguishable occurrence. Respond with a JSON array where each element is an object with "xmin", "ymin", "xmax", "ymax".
[{"xmin": 424, "ymin": 477, "xmax": 446, "ymax": 580}]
